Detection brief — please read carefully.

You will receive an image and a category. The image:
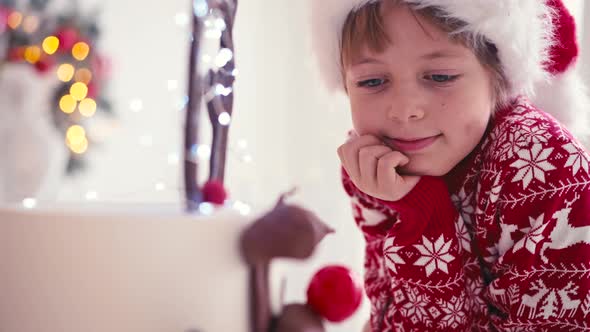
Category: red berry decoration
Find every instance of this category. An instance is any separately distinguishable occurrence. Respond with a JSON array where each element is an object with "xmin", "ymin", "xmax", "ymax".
[
  {"xmin": 56, "ymin": 28, "xmax": 79, "ymax": 51},
  {"xmin": 306, "ymin": 265, "xmax": 363, "ymax": 323},
  {"xmin": 202, "ymin": 180, "xmax": 227, "ymax": 205},
  {"xmin": 34, "ymin": 57, "xmax": 54, "ymax": 74},
  {"xmin": 7, "ymin": 47, "xmax": 25, "ymax": 62}
]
